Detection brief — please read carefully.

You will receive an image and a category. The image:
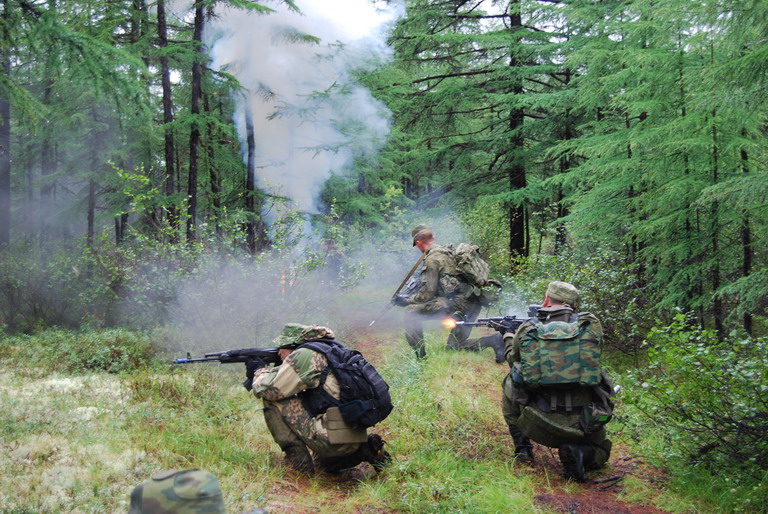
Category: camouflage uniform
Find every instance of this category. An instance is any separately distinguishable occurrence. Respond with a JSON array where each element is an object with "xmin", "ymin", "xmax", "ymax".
[
  {"xmin": 502, "ymin": 303, "xmax": 612, "ymax": 470},
  {"xmin": 252, "ymin": 324, "xmax": 385, "ymax": 473},
  {"xmin": 405, "ymin": 228, "xmax": 501, "ymax": 359},
  {"xmin": 128, "ymin": 469, "xmax": 224, "ymax": 513}
]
